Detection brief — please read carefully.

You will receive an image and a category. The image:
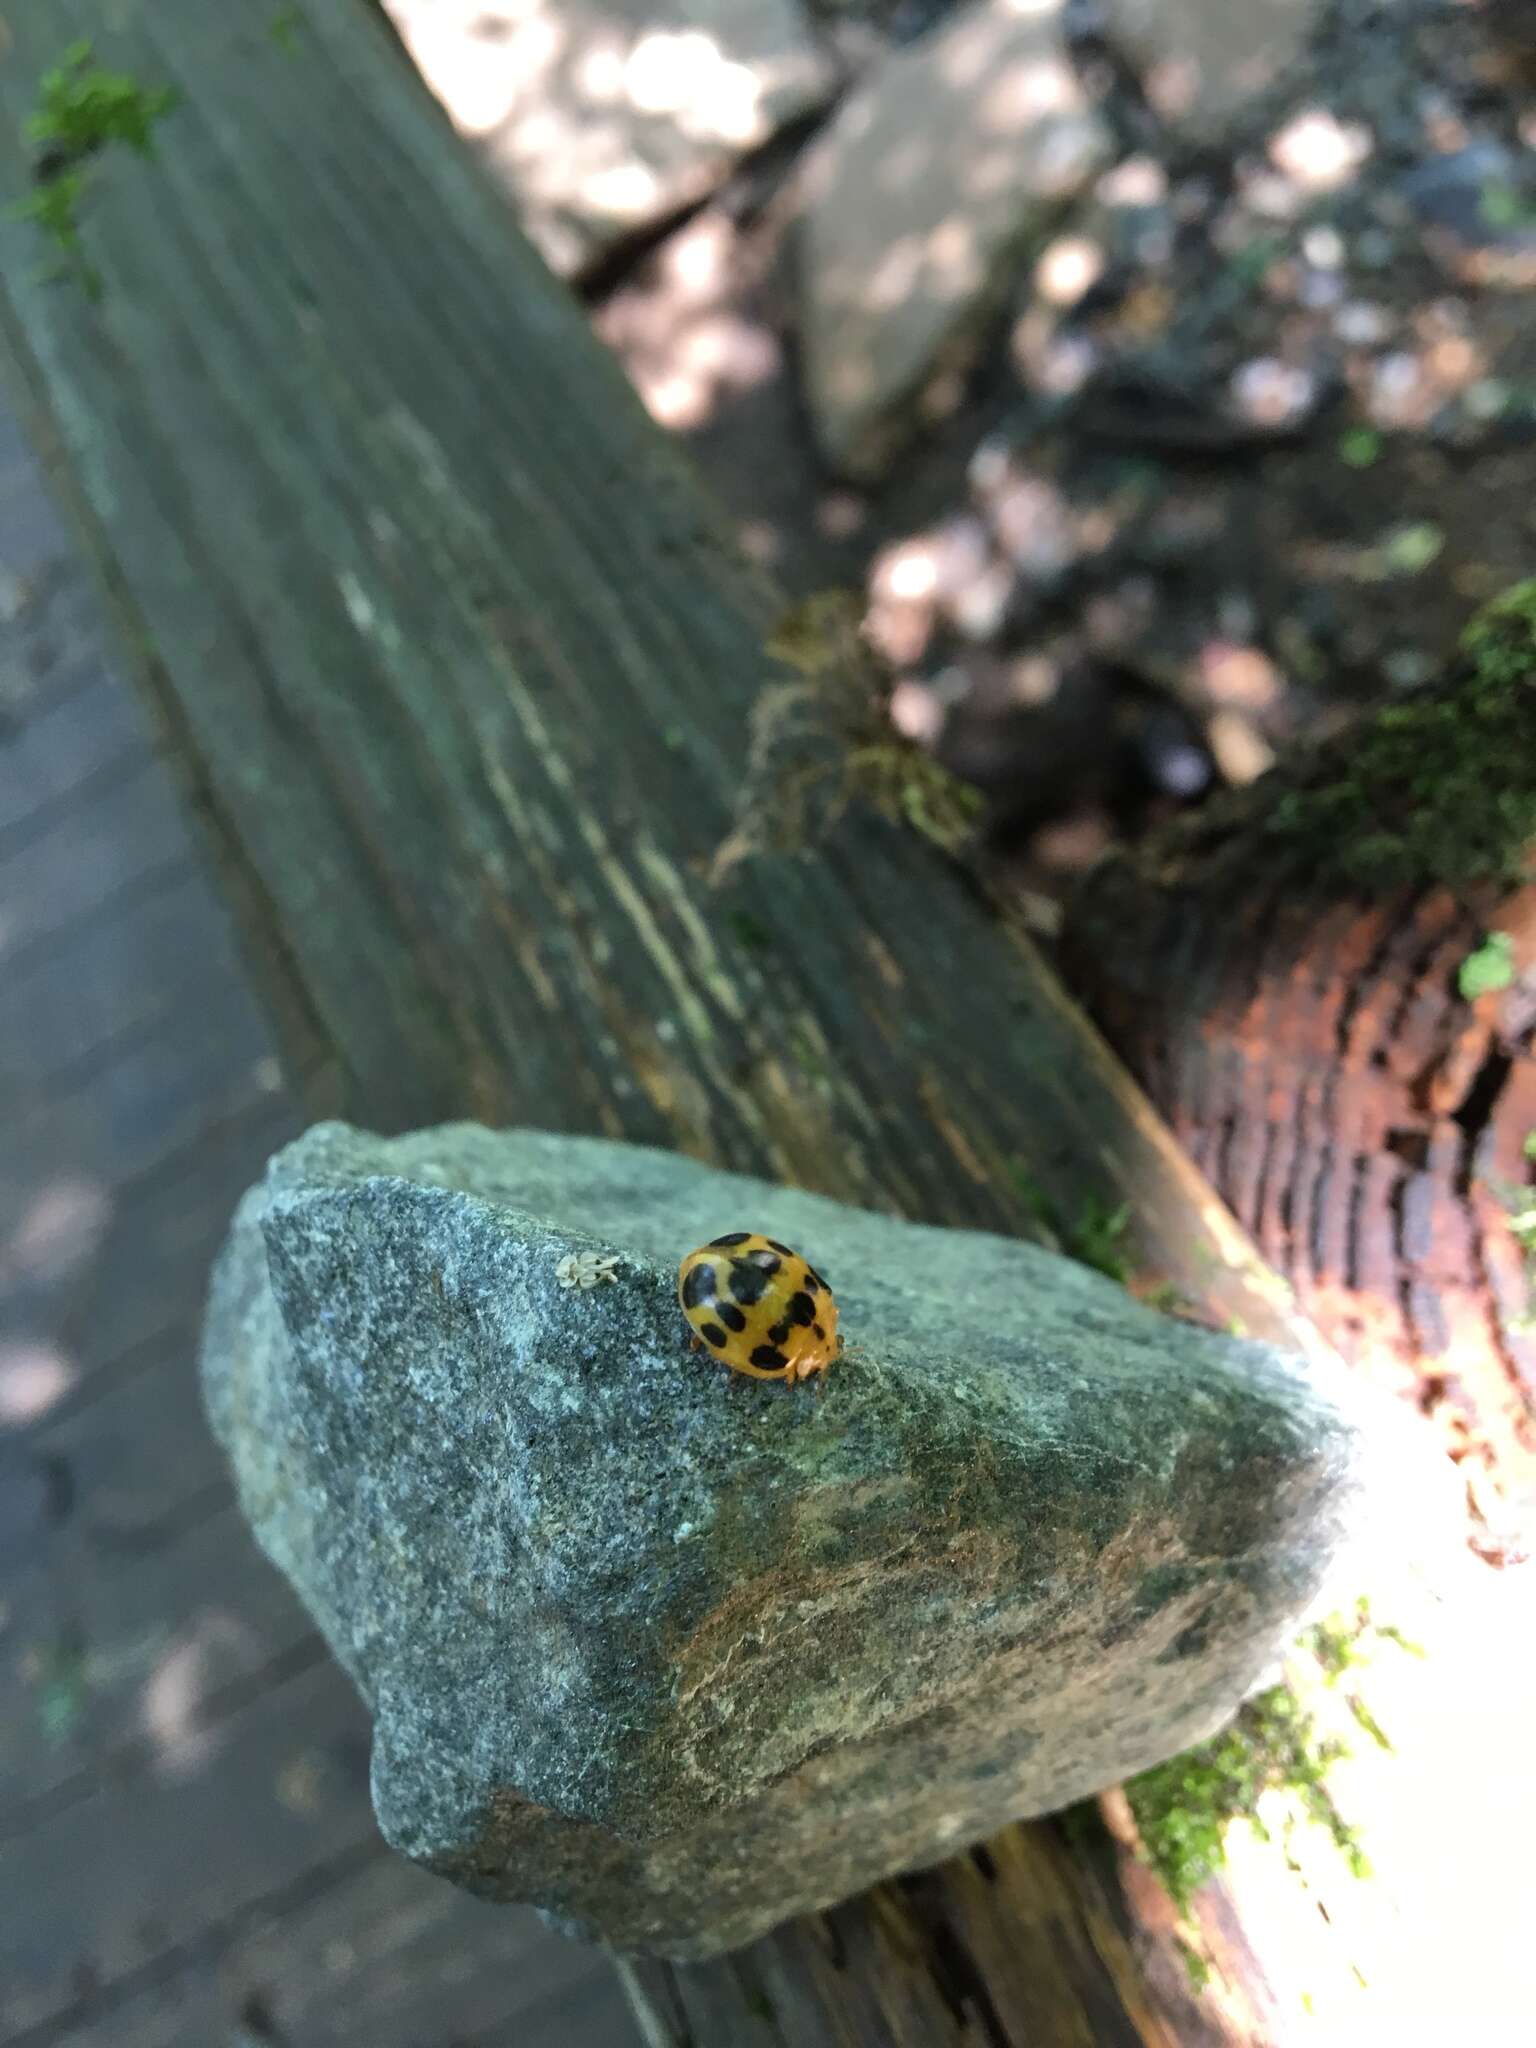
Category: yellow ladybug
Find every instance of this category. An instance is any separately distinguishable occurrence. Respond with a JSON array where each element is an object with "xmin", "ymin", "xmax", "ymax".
[{"xmin": 677, "ymin": 1233, "xmax": 842, "ymax": 1384}]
